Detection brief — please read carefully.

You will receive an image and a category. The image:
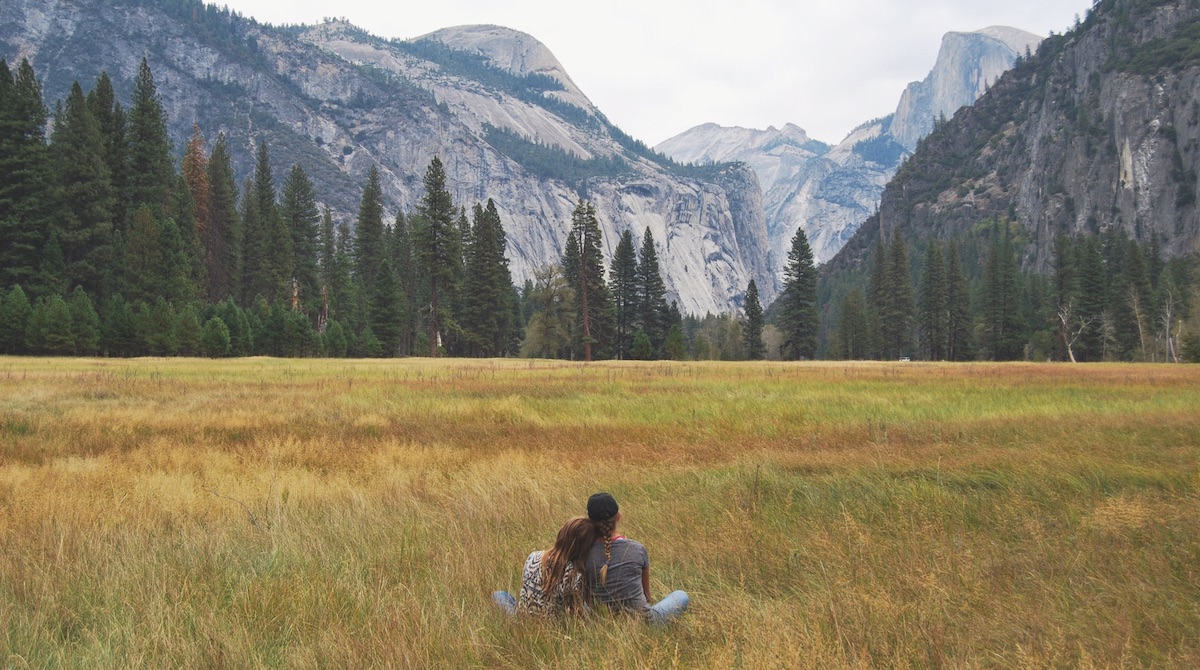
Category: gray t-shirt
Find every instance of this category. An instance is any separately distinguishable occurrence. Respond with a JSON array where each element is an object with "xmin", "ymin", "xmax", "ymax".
[{"xmin": 585, "ymin": 537, "xmax": 650, "ymax": 612}]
